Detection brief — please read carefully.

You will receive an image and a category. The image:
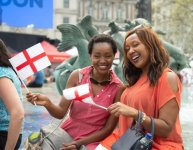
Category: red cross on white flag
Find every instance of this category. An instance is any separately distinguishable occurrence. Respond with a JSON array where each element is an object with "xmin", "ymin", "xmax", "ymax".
[
  {"xmin": 63, "ymin": 84, "xmax": 107, "ymax": 110},
  {"xmin": 9, "ymin": 43, "xmax": 51, "ymax": 80}
]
